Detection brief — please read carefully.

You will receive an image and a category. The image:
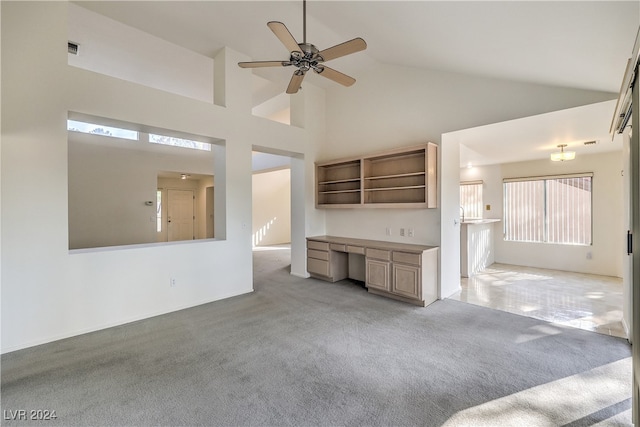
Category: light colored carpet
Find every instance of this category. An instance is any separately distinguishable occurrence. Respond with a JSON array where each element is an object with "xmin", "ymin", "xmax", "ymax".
[{"xmin": 1, "ymin": 245, "xmax": 632, "ymax": 426}]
